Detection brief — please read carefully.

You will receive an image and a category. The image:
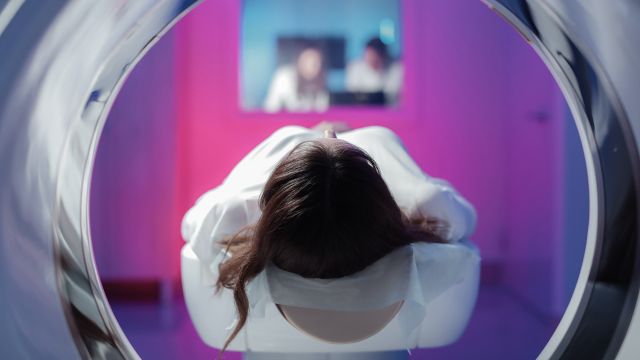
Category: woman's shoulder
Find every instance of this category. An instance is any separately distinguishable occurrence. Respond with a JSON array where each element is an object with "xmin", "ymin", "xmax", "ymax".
[
  {"xmin": 269, "ymin": 125, "xmax": 315, "ymax": 140},
  {"xmin": 346, "ymin": 125, "xmax": 401, "ymax": 139},
  {"xmin": 236, "ymin": 125, "xmax": 317, "ymax": 165},
  {"xmin": 255, "ymin": 125, "xmax": 318, "ymax": 153},
  {"xmin": 182, "ymin": 186, "xmax": 252, "ymax": 224},
  {"xmin": 341, "ymin": 126, "xmax": 403, "ymax": 149},
  {"xmin": 181, "ymin": 184, "xmax": 258, "ymax": 243}
]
